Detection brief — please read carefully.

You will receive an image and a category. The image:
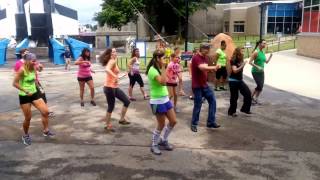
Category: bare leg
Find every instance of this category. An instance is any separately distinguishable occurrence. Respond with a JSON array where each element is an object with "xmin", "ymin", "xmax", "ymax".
[
  {"xmin": 120, "ymin": 106, "xmax": 128, "ymax": 122},
  {"xmin": 140, "ymin": 87, "xmax": 147, "ymax": 97},
  {"xmin": 105, "ymin": 112, "xmax": 112, "ymax": 126},
  {"xmin": 128, "ymin": 85, "xmax": 133, "ymax": 98},
  {"xmin": 173, "ymin": 87, "xmax": 178, "ymax": 108},
  {"xmin": 32, "ymin": 99, "xmax": 49, "ymax": 132},
  {"xmin": 20, "ymin": 104, "xmax": 32, "ymax": 135},
  {"xmin": 87, "ymin": 80, "xmax": 95, "ymax": 101},
  {"xmin": 78, "ymin": 81, "xmax": 85, "ymax": 103}
]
